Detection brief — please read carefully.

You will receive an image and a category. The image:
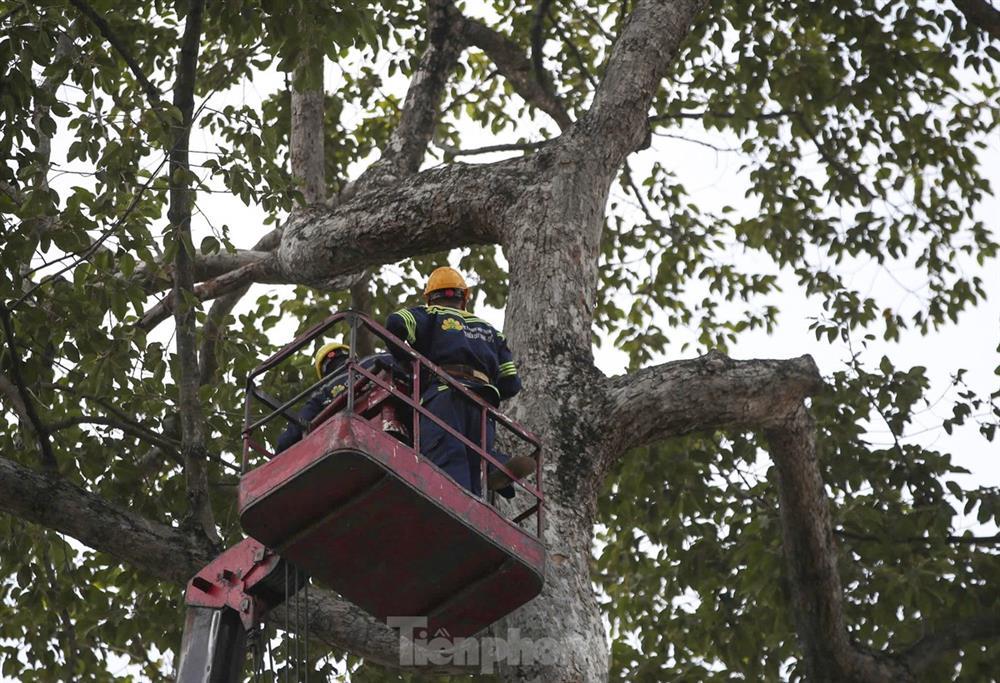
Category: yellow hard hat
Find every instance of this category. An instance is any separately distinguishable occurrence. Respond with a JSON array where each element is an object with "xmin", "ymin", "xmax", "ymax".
[
  {"xmin": 423, "ymin": 266, "xmax": 468, "ymax": 299},
  {"xmin": 314, "ymin": 342, "xmax": 349, "ymax": 378}
]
